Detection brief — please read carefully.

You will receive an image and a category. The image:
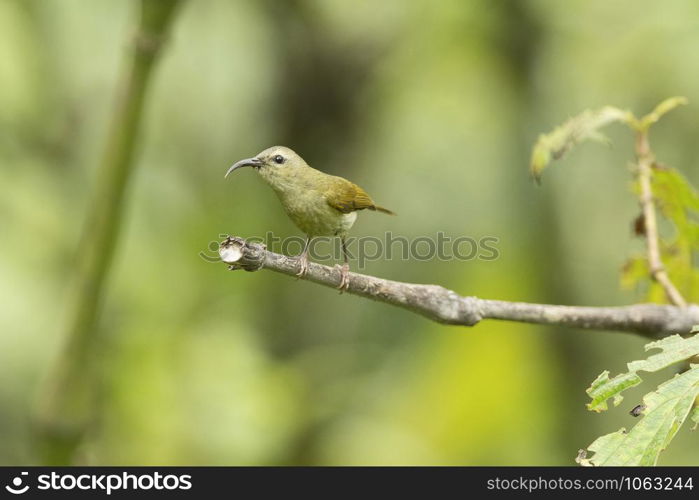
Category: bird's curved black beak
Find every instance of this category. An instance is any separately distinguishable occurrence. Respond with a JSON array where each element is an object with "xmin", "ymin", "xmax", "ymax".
[{"xmin": 225, "ymin": 157, "xmax": 263, "ymax": 178}]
